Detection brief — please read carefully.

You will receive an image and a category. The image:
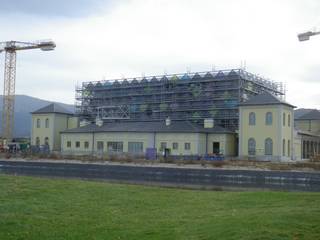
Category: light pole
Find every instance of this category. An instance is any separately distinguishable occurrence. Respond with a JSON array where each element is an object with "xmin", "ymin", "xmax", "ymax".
[{"xmin": 298, "ymin": 31, "xmax": 320, "ymax": 41}]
